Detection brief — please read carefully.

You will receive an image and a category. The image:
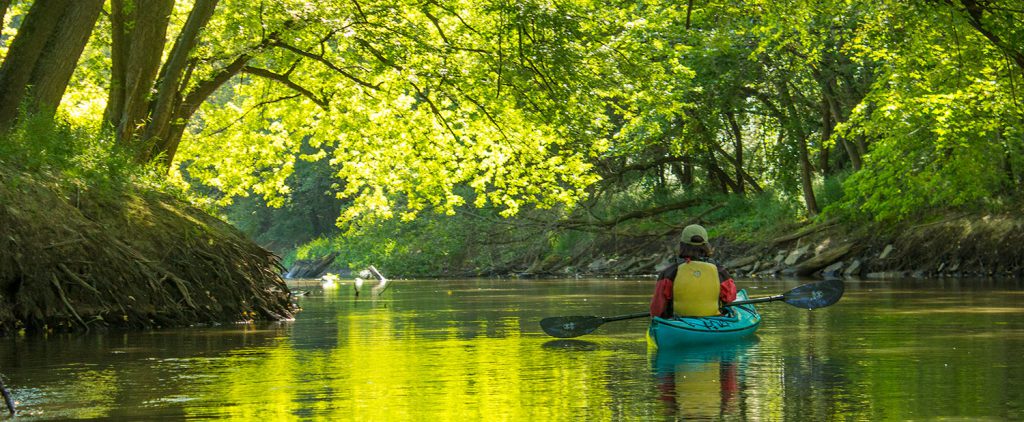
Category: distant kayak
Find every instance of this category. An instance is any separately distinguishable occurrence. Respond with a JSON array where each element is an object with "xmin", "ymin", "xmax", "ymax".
[{"xmin": 647, "ymin": 289, "xmax": 761, "ymax": 349}]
